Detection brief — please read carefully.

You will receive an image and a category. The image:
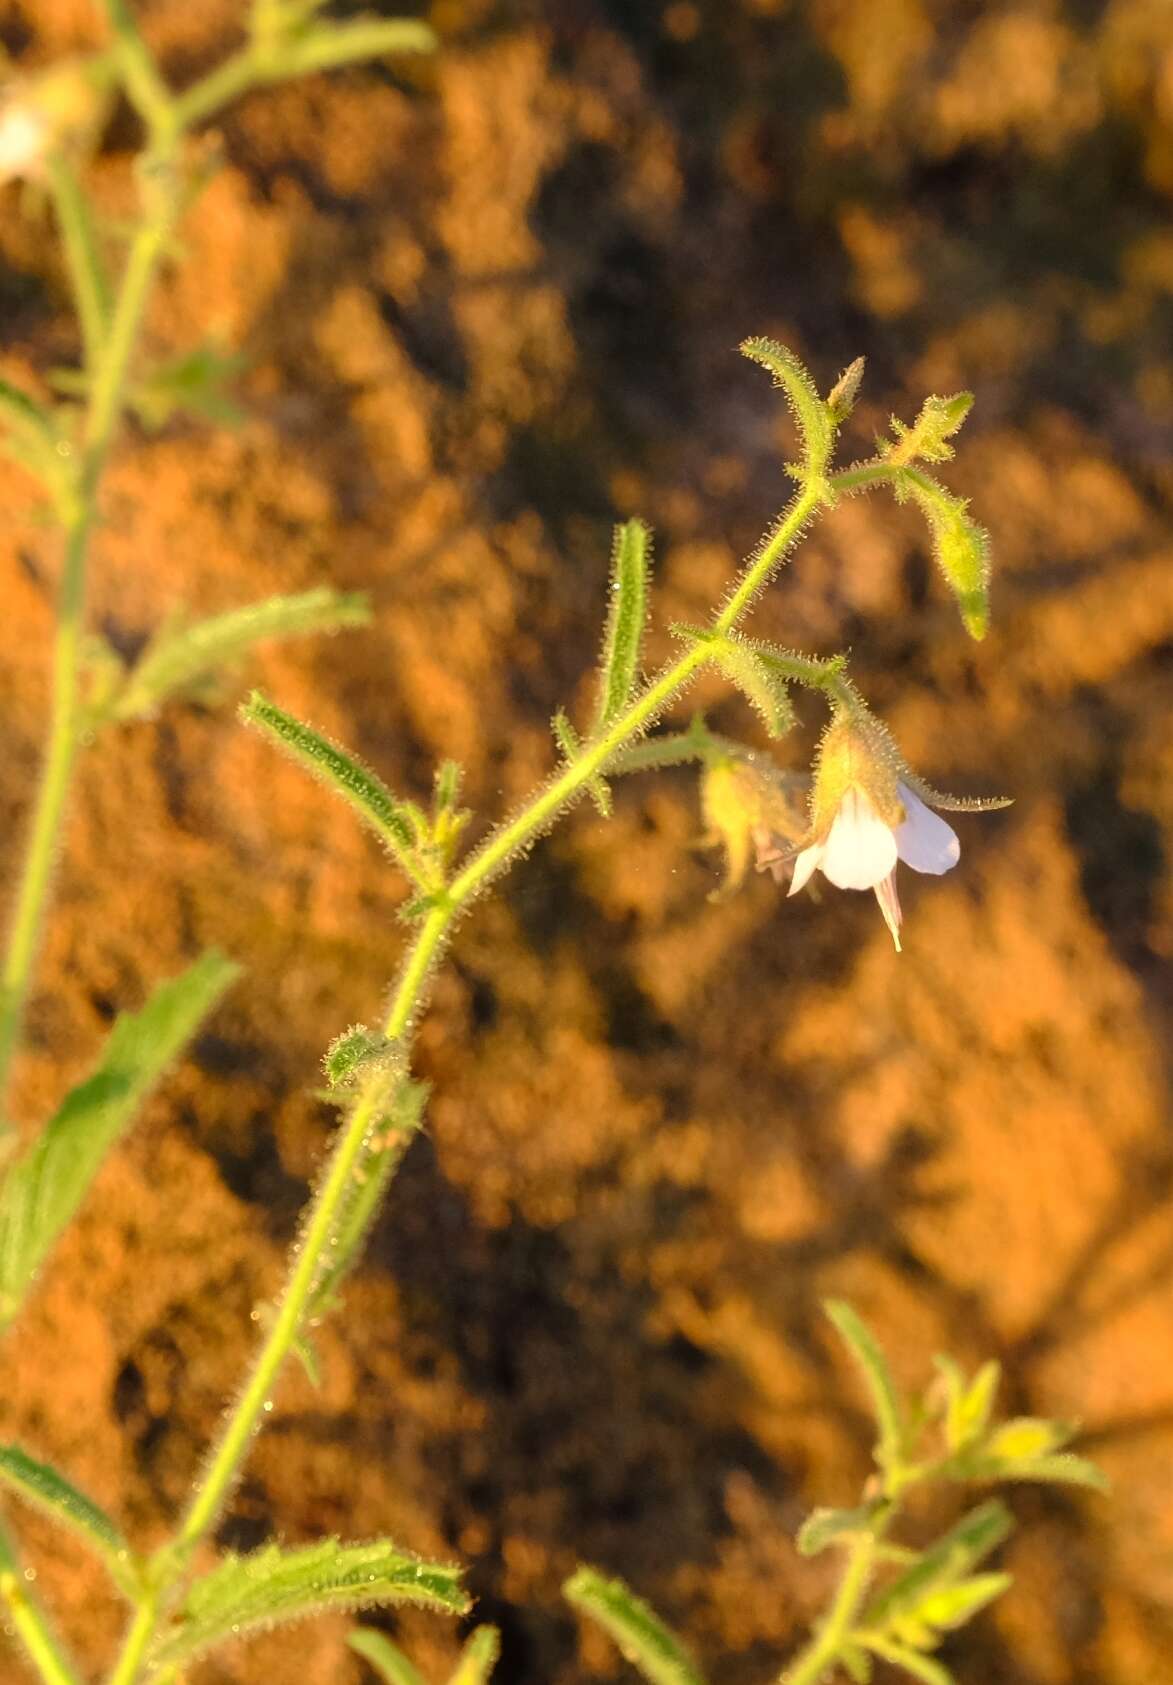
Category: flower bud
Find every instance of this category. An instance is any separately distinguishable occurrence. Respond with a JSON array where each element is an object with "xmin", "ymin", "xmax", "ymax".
[{"xmin": 700, "ymin": 755, "xmax": 806, "ymax": 899}]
